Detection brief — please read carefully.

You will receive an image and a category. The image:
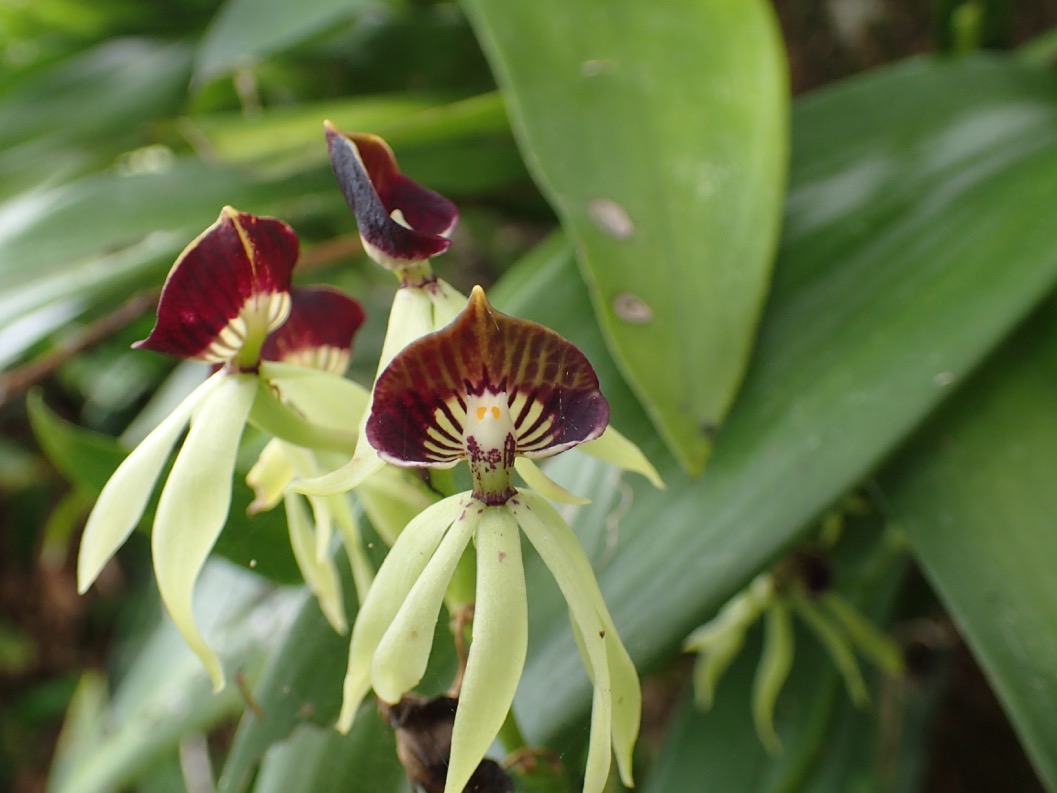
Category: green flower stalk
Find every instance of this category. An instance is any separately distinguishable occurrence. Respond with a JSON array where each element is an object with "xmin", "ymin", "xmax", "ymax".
[
  {"xmin": 77, "ymin": 207, "xmax": 368, "ymax": 689},
  {"xmin": 339, "ymin": 287, "xmax": 642, "ymax": 793}
]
